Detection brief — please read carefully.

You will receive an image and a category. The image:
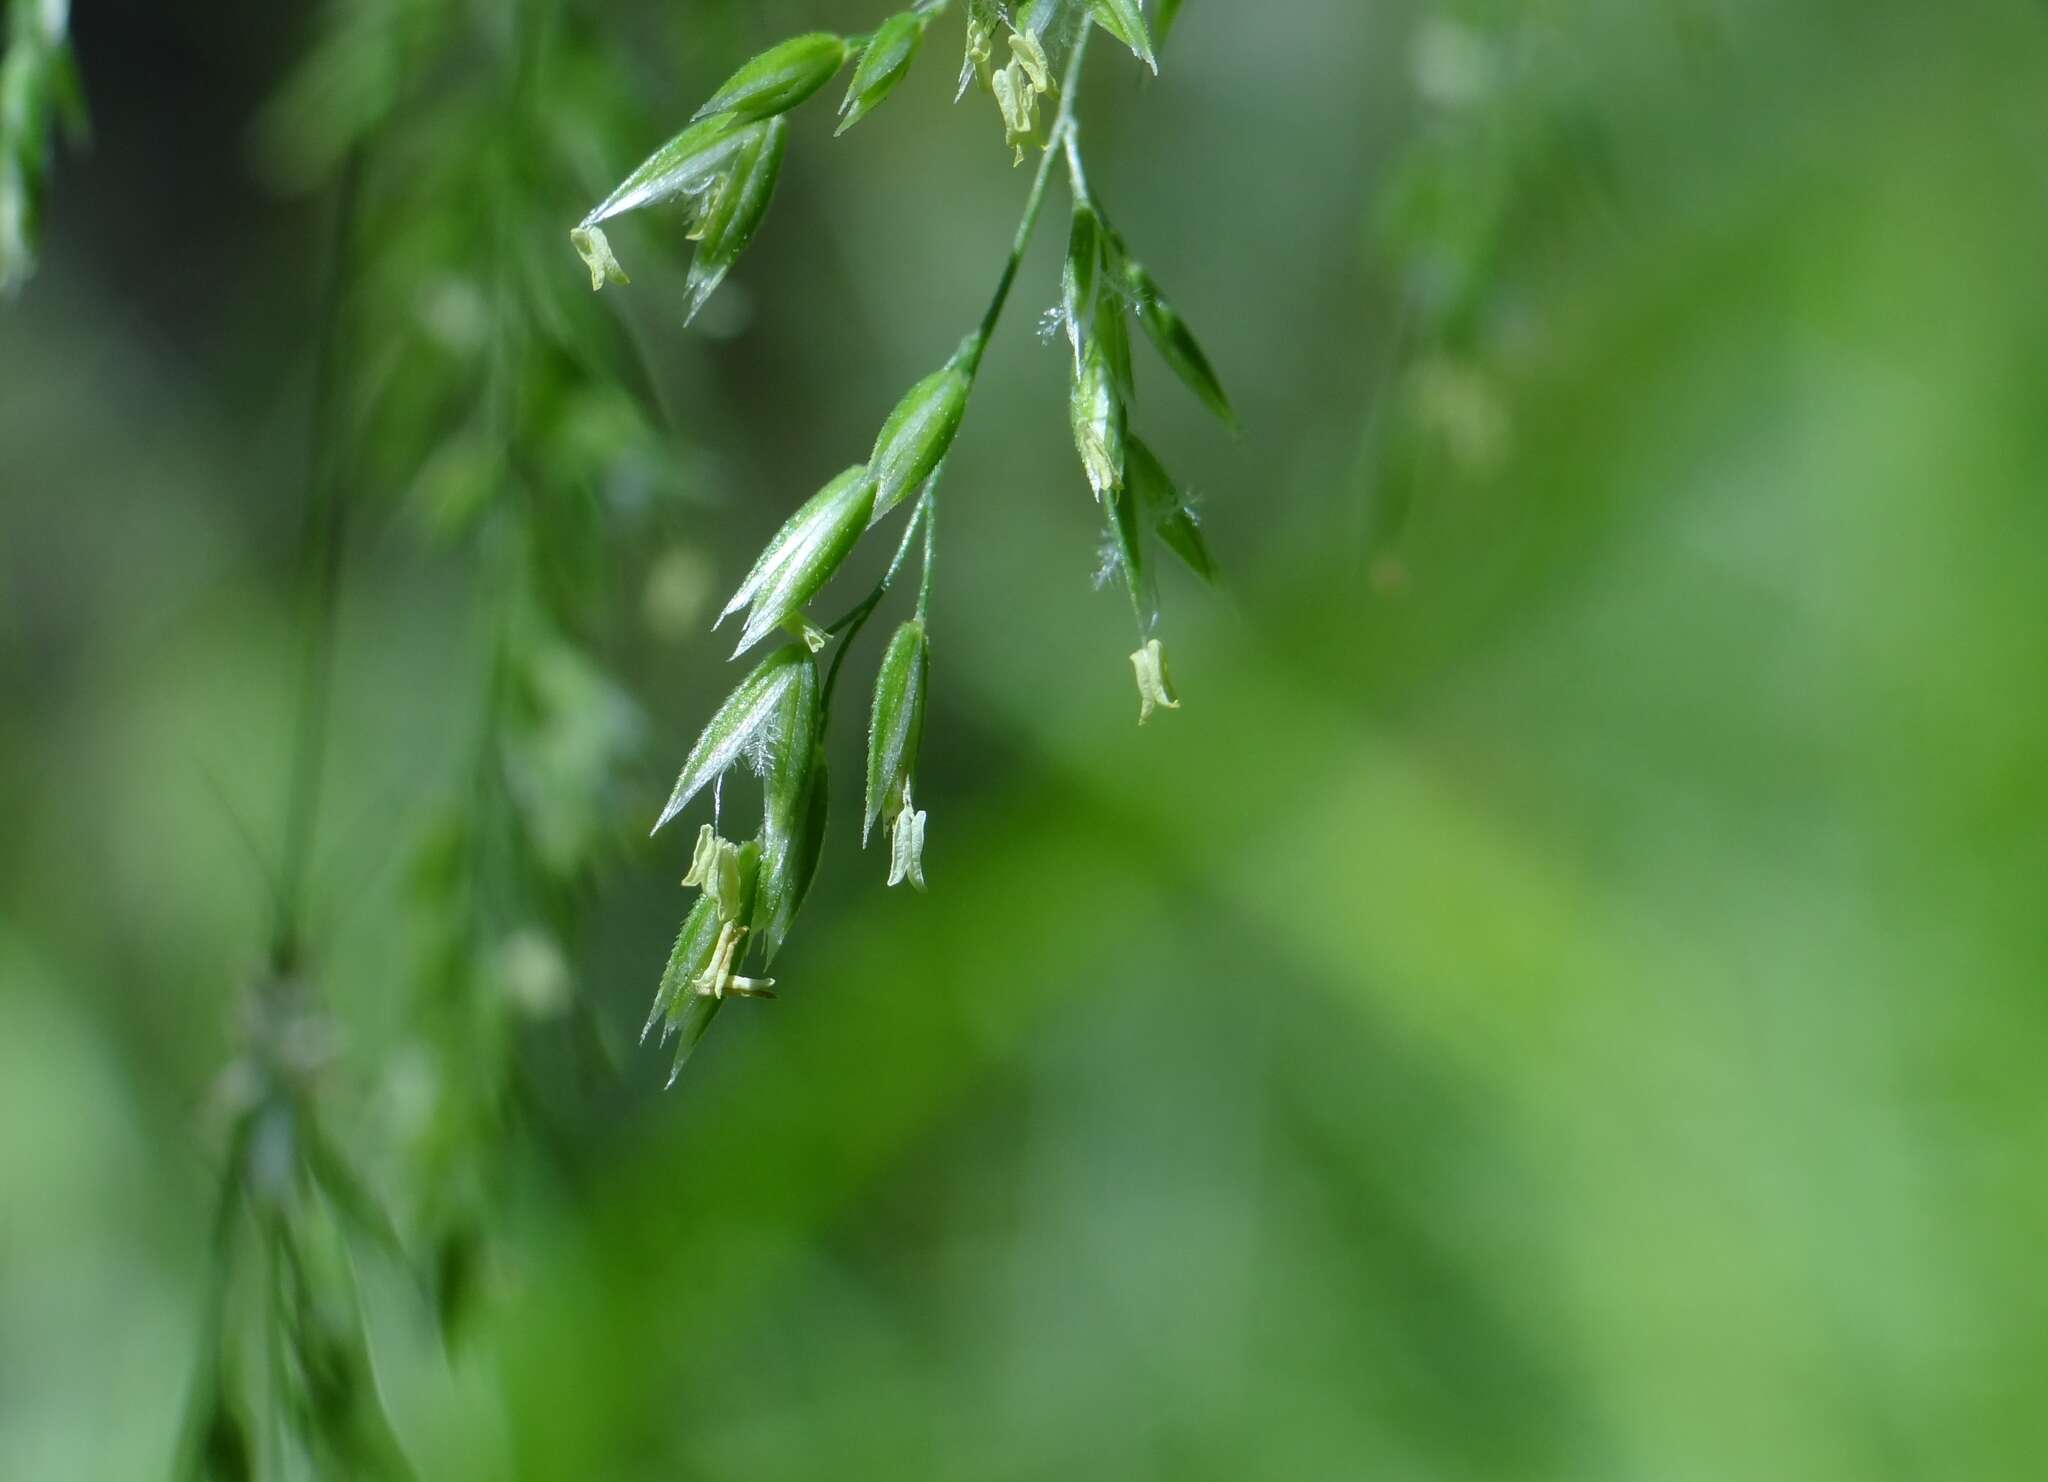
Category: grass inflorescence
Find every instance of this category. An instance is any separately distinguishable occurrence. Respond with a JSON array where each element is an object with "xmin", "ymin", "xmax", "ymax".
[{"xmin": 576, "ymin": 0, "xmax": 1235, "ymax": 1080}]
